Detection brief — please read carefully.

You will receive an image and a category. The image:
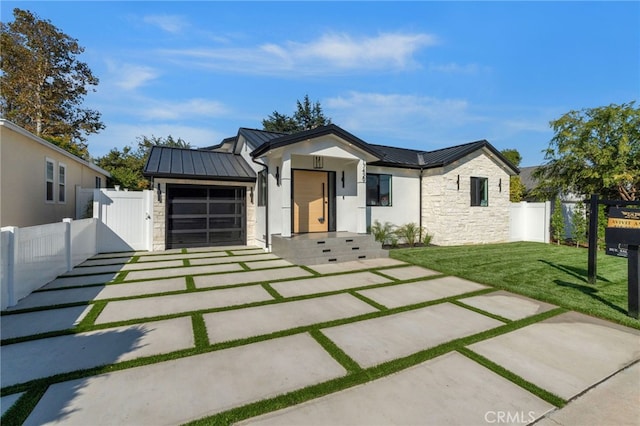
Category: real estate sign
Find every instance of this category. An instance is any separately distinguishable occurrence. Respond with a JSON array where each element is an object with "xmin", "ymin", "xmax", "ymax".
[{"xmin": 604, "ymin": 206, "xmax": 640, "ymax": 318}]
